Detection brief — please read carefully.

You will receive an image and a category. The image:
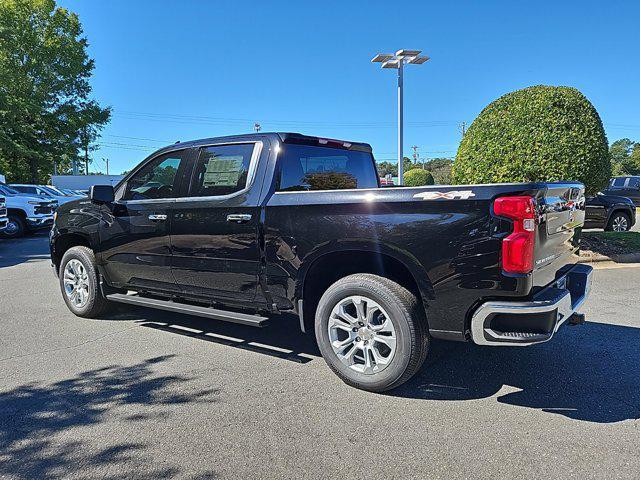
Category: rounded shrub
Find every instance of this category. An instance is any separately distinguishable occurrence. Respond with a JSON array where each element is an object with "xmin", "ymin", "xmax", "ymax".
[
  {"xmin": 404, "ymin": 168, "xmax": 434, "ymax": 187},
  {"xmin": 452, "ymin": 85, "xmax": 611, "ymax": 194}
]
